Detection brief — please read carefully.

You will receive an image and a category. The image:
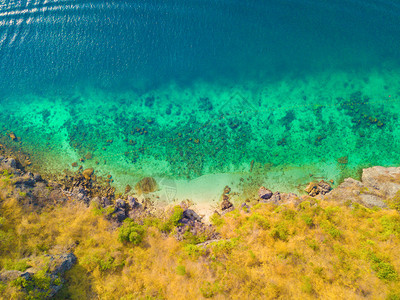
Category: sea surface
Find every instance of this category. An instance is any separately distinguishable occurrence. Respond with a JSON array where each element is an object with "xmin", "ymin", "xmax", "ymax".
[{"xmin": 1, "ymin": 0, "xmax": 400, "ymax": 202}]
